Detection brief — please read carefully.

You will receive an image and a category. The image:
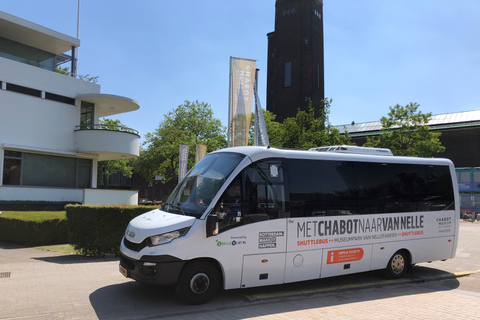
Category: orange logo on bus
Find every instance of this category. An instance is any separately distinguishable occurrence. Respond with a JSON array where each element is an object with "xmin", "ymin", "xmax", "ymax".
[{"xmin": 327, "ymin": 248, "xmax": 364, "ymax": 264}]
